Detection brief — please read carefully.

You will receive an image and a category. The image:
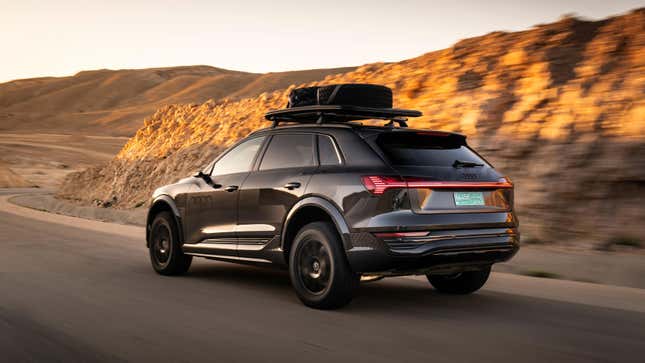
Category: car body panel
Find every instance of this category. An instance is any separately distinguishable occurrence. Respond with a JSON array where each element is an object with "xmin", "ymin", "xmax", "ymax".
[{"xmin": 237, "ymin": 167, "xmax": 315, "ymax": 259}]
